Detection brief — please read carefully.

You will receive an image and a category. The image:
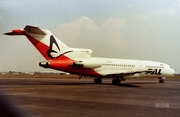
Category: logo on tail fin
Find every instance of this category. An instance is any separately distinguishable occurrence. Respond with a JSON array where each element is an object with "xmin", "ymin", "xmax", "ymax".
[
  {"xmin": 46, "ymin": 35, "xmax": 72, "ymax": 59},
  {"xmin": 47, "ymin": 35, "xmax": 61, "ymax": 59}
]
